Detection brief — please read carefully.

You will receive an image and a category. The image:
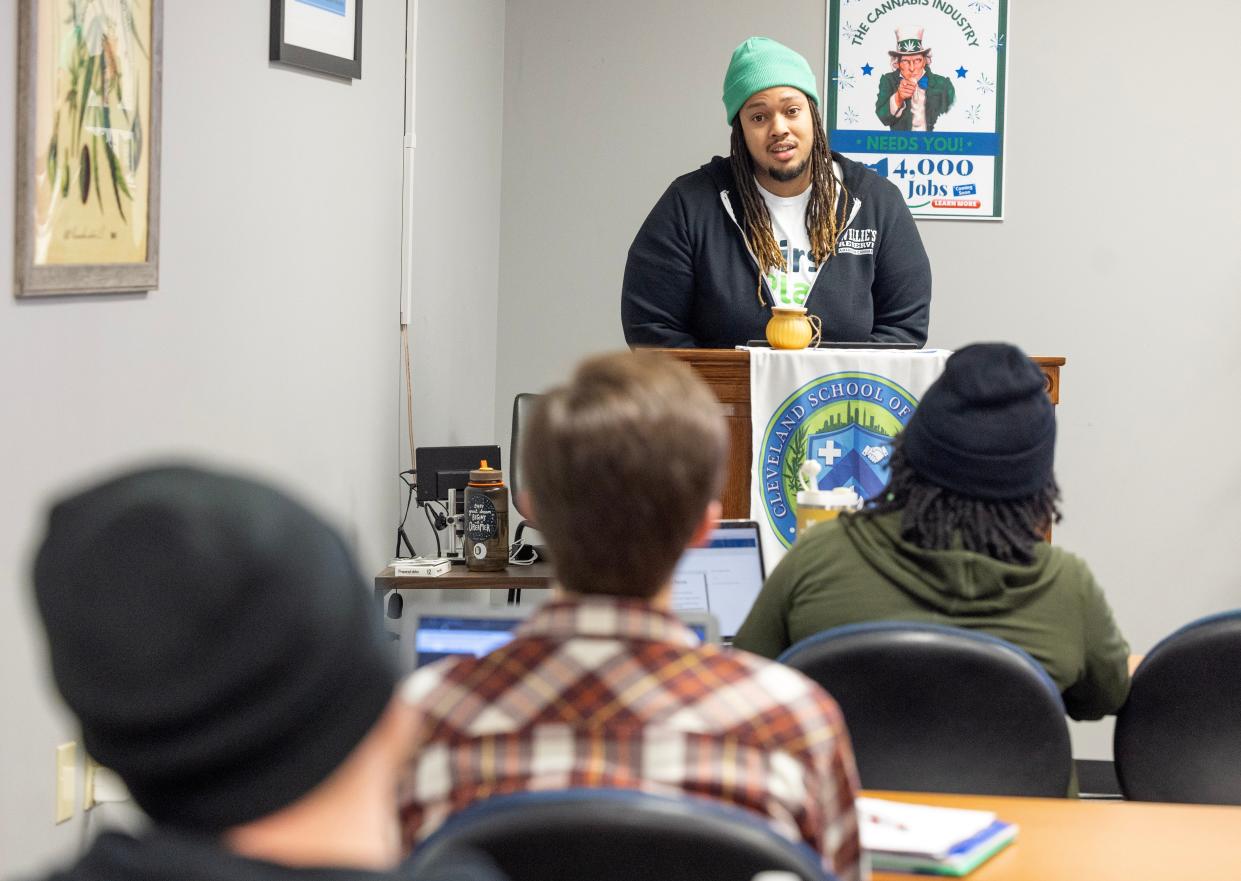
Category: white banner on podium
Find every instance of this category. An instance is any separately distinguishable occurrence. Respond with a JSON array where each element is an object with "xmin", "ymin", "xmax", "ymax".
[{"xmin": 749, "ymin": 347, "xmax": 950, "ymax": 569}]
